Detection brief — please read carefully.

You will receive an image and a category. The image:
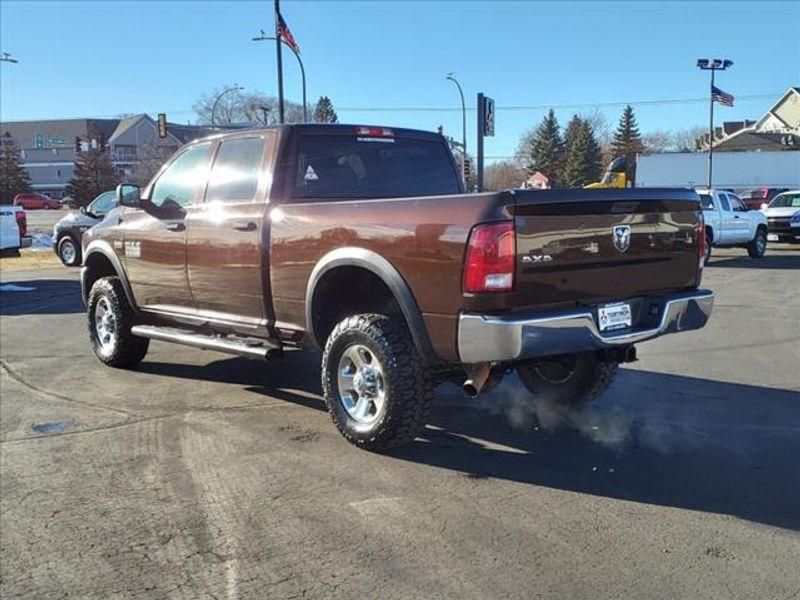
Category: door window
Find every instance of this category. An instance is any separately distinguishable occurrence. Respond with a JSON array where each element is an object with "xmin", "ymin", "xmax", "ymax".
[
  {"xmin": 204, "ymin": 137, "xmax": 265, "ymax": 203},
  {"xmin": 150, "ymin": 142, "xmax": 211, "ymax": 209},
  {"xmin": 718, "ymin": 194, "xmax": 731, "ymax": 211}
]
